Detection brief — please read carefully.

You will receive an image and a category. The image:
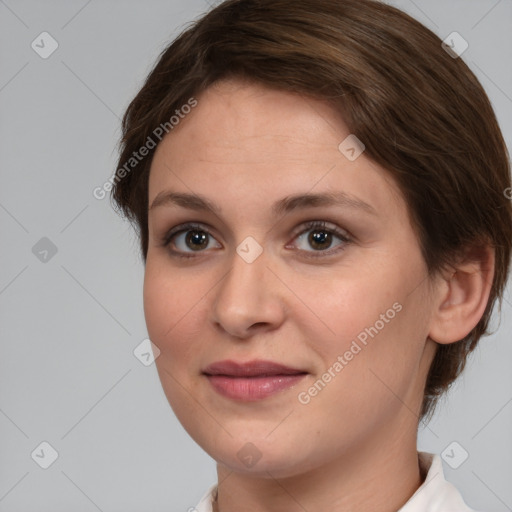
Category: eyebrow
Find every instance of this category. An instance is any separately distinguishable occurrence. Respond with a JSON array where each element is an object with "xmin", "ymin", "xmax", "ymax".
[{"xmin": 149, "ymin": 190, "xmax": 378, "ymax": 217}]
